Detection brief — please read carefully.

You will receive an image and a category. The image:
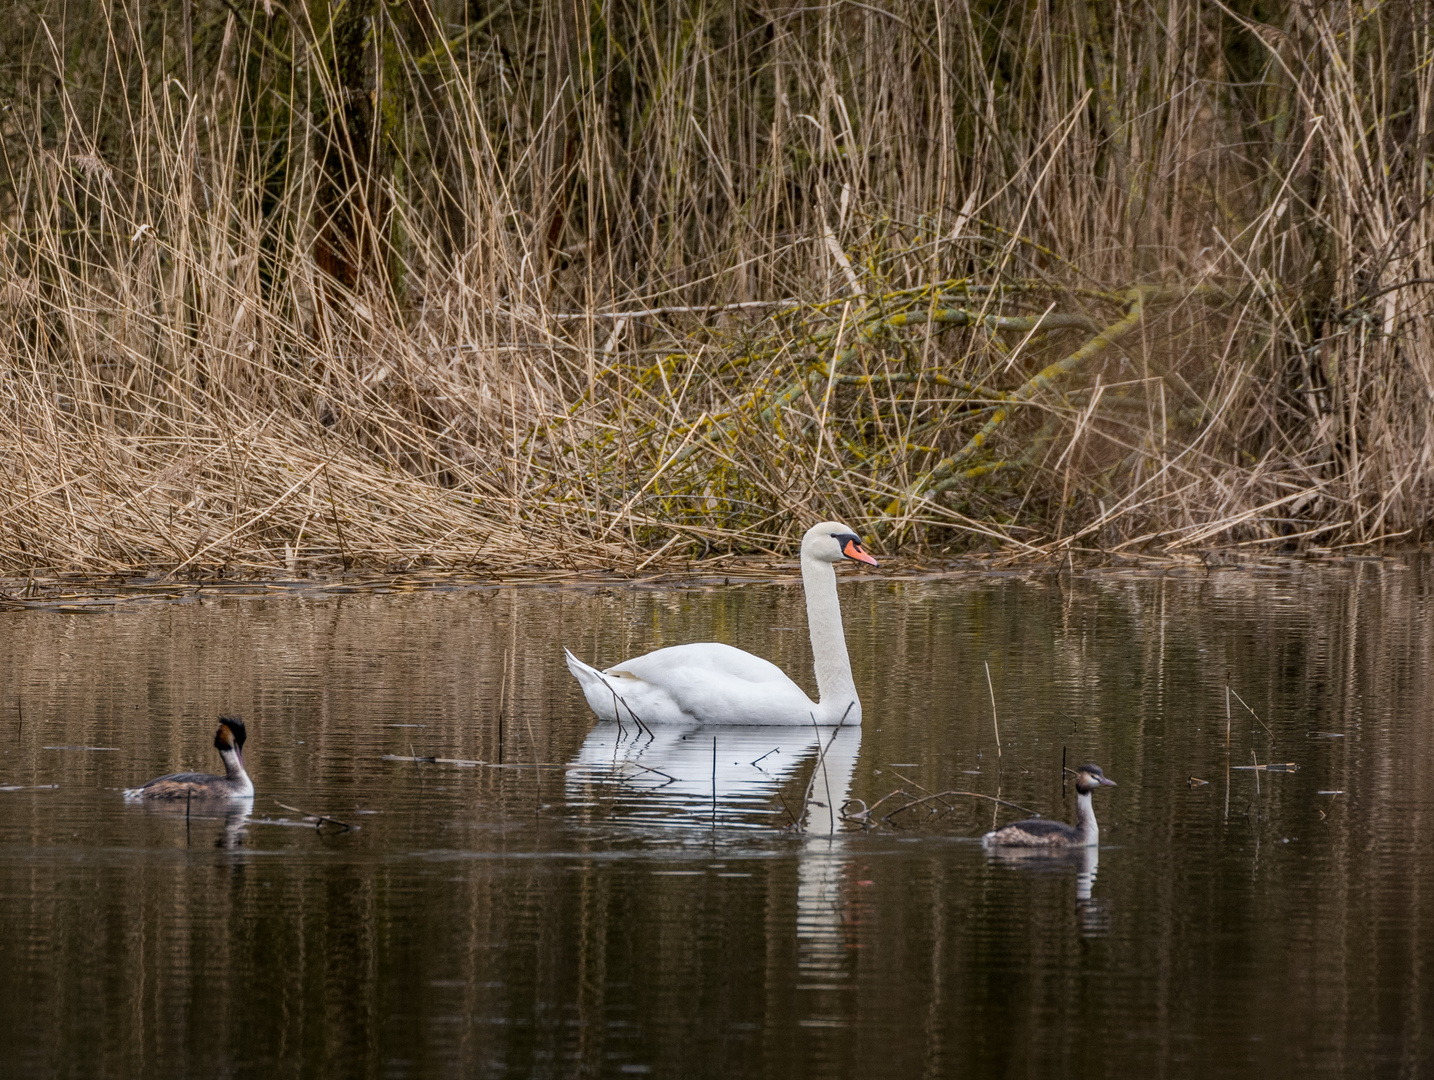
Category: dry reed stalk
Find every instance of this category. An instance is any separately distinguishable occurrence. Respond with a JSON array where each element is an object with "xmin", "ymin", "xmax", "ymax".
[{"xmin": 1, "ymin": 2, "xmax": 1432, "ymax": 579}]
